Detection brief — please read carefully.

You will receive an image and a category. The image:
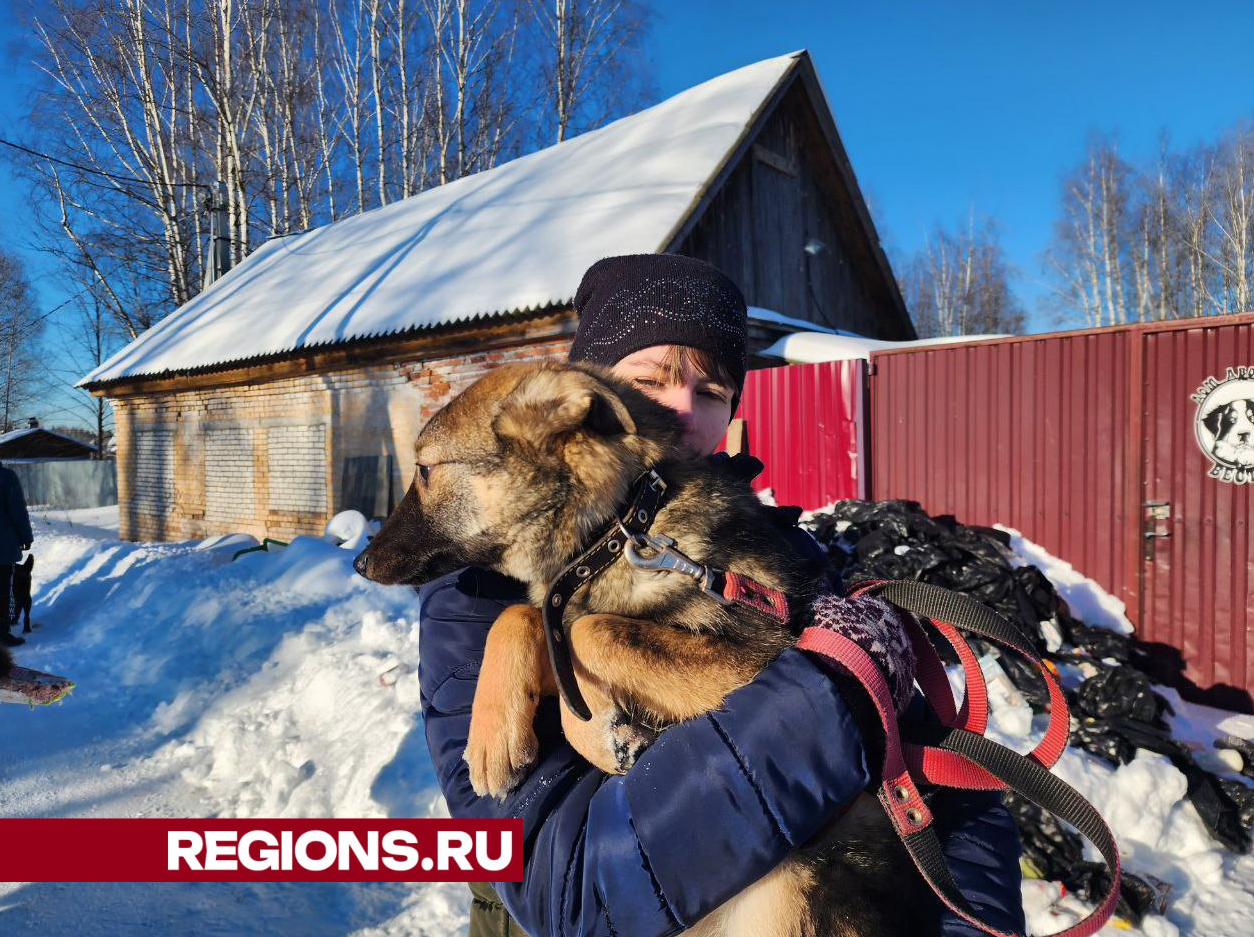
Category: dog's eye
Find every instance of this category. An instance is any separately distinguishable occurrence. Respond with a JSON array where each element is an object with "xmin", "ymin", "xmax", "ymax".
[{"xmin": 417, "ymin": 464, "xmax": 431, "ymax": 486}]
